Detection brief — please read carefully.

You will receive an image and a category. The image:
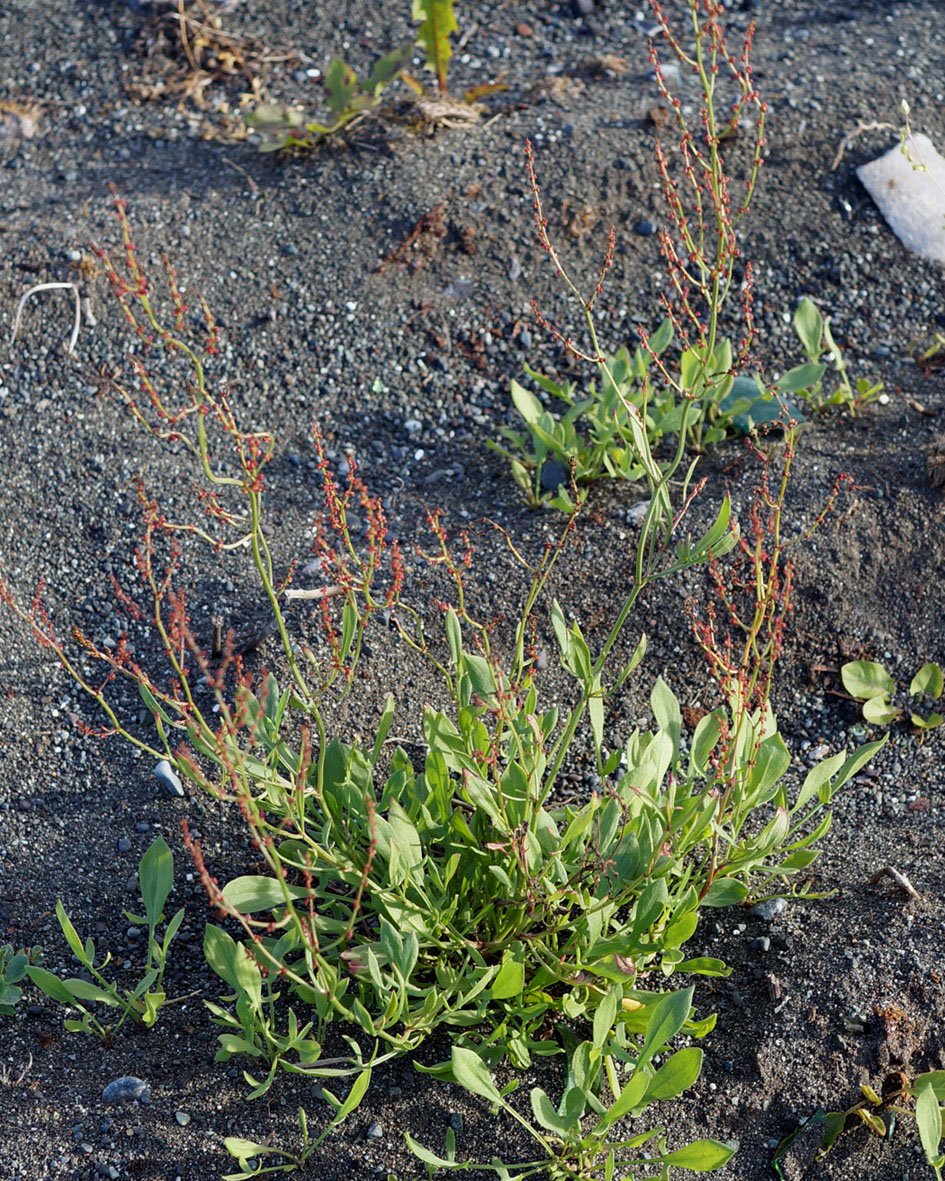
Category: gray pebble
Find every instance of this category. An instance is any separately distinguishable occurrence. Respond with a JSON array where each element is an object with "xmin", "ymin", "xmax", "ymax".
[
  {"xmin": 540, "ymin": 459, "xmax": 568, "ymax": 492},
  {"xmin": 102, "ymin": 1077, "xmax": 151, "ymax": 1105},
  {"xmin": 635, "ymin": 220, "xmax": 657, "ymax": 237},
  {"xmin": 449, "ymin": 1112, "xmax": 464, "ymax": 1132},
  {"xmin": 117, "ymin": 837, "xmax": 132, "ymax": 854},
  {"xmin": 750, "ymin": 897, "xmax": 787, "ymax": 921},
  {"xmin": 174, "ymin": 1111, "xmax": 191, "ymax": 1127},
  {"xmin": 508, "ymin": 257, "xmax": 522, "ymax": 281},
  {"xmin": 570, "ymin": 0, "xmax": 594, "ymax": 15},
  {"xmin": 153, "ymin": 760, "xmax": 184, "ymax": 798},
  {"xmin": 366, "ymin": 1121, "xmax": 383, "ymax": 1140},
  {"xmin": 752, "ymin": 936, "xmax": 771, "ymax": 952}
]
